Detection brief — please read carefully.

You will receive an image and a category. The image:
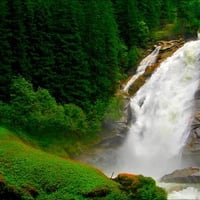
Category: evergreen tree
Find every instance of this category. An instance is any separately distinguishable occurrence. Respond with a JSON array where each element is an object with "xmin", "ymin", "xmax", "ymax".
[
  {"xmin": 82, "ymin": 0, "xmax": 120, "ymax": 105},
  {"xmin": 49, "ymin": 0, "xmax": 91, "ymax": 108},
  {"xmin": 25, "ymin": 0, "xmax": 55, "ymax": 88},
  {"xmin": 160, "ymin": 0, "xmax": 176, "ymax": 24},
  {"xmin": 7, "ymin": 0, "xmax": 28, "ymax": 75},
  {"xmin": 175, "ymin": 0, "xmax": 198, "ymax": 36},
  {"xmin": 0, "ymin": 0, "xmax": 12, "ymax": 101},
  {"xmin": 137, "ymin": 0, "xmax": 162, "ymax": 30}
]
